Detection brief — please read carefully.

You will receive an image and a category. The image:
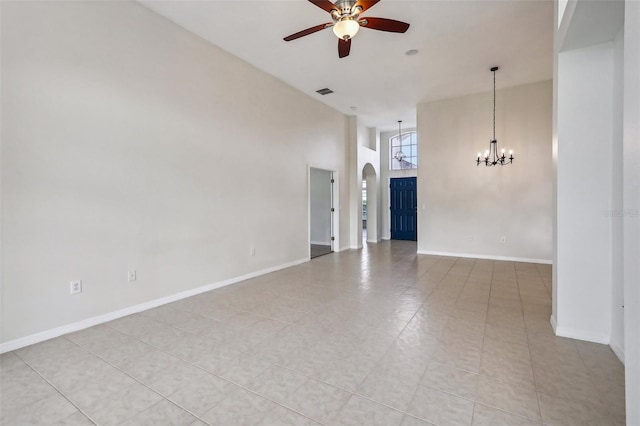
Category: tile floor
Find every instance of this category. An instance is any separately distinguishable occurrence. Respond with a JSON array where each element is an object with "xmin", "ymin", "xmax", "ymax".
[
  {"xmin": 0, "ymin": 241, "xmax": 625, "ymax": 425},
  {"xmin": 310, "ymin": 244, "xmax": 332, "ymax": 259}
]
